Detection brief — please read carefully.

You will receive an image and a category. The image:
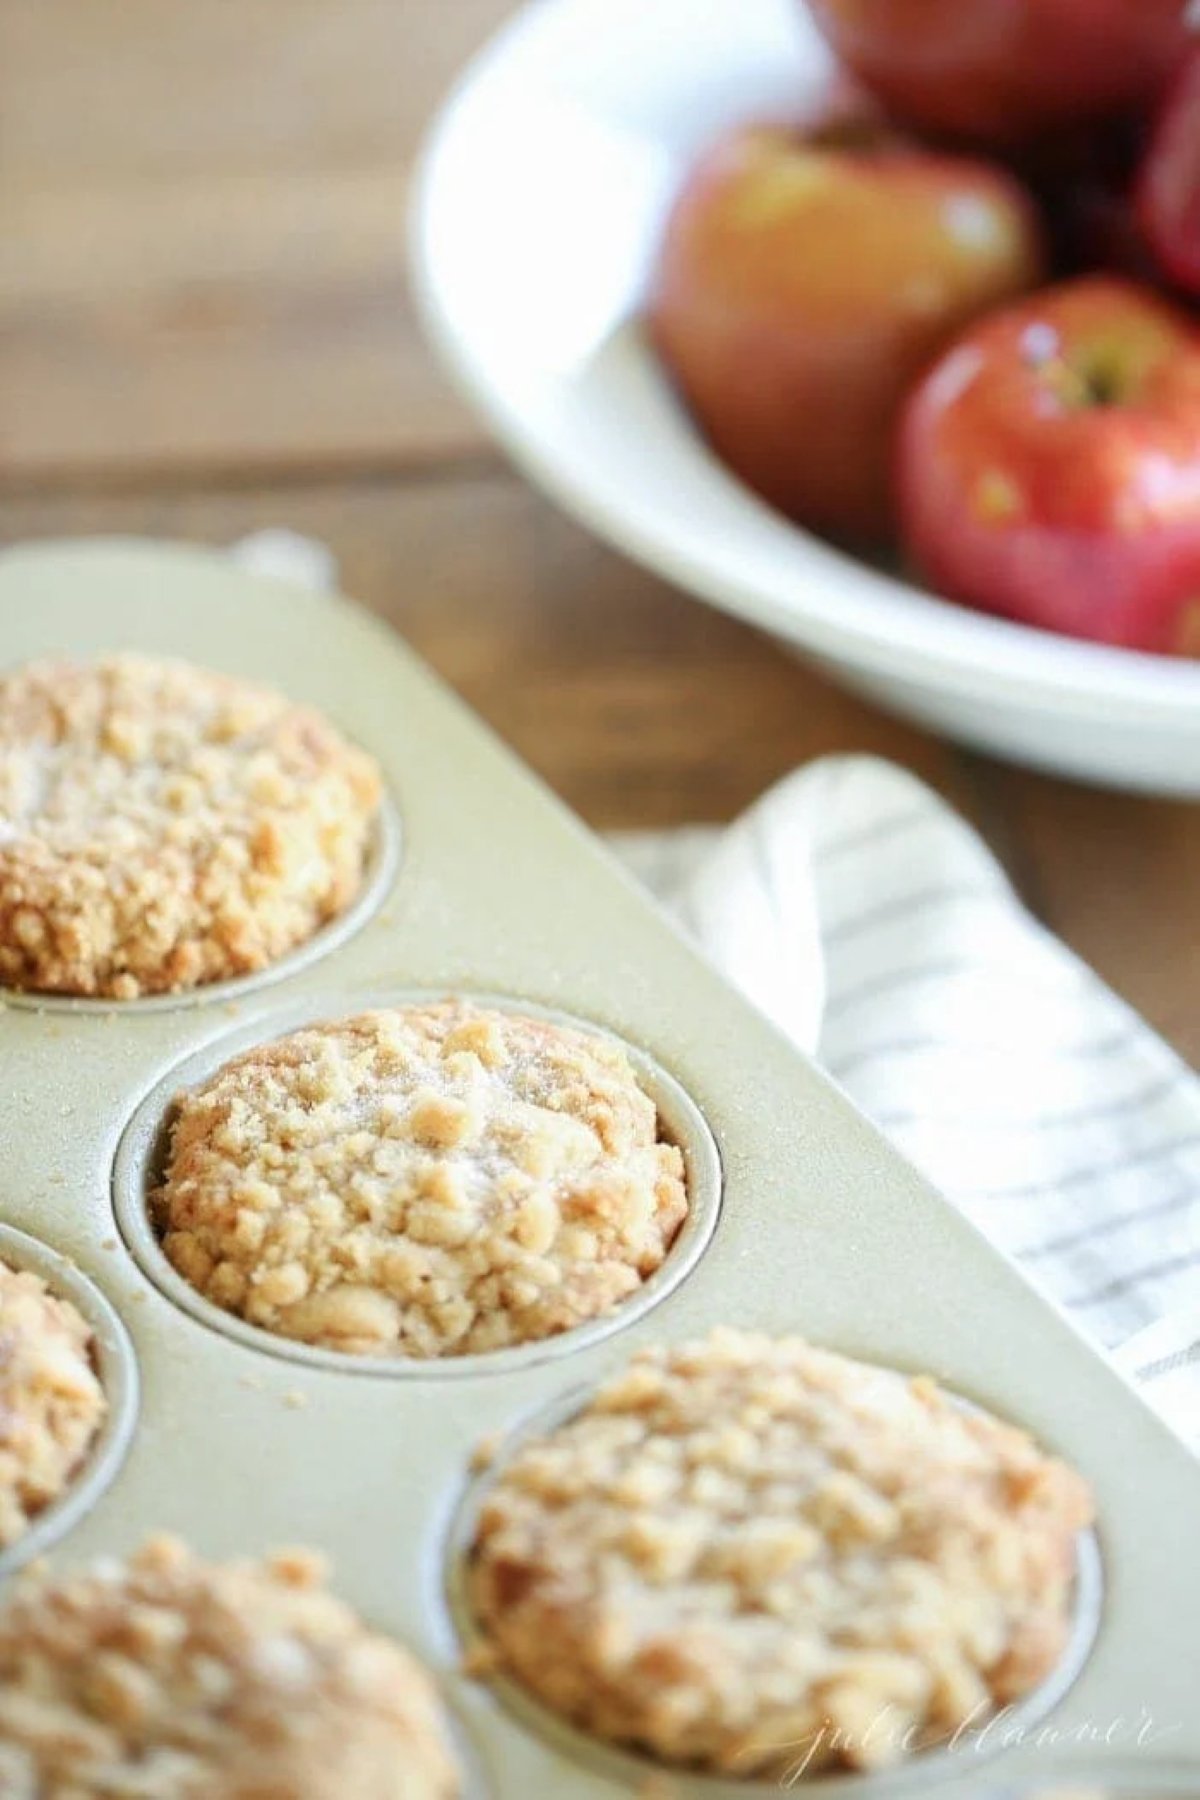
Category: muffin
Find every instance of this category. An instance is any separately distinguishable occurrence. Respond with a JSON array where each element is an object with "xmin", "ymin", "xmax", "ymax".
[
  {"xmin": 0, "ymin": 654, "xmax": 382, "ymax": 998},
  {"xmin": 153, "ymin": 1001, "xmax": 688, "ymax": 1357},
  {"xmin": 0, "ymin": 1259, "xmax": 107, "ymax": 1552},
  {"xmin": 468, "ymin": 1328, "xmax": 1095, "ymax": 1779},
  {"xmin": 0, "ymin": 1535, "xmax": 460, "ymax": 1799}
]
